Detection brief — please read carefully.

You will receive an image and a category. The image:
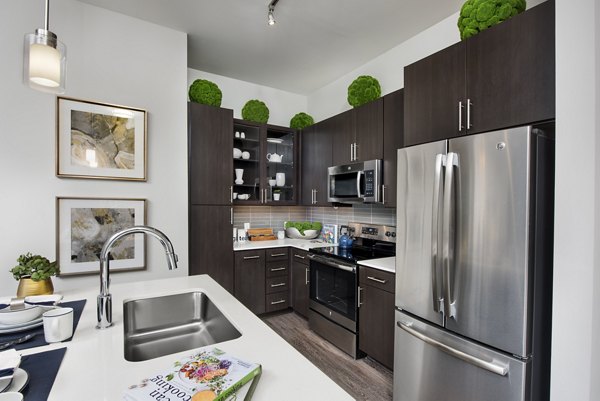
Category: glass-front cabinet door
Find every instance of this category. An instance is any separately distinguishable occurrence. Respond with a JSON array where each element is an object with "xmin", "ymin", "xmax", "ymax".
[
  {"xmin": 232, "ymin": 120, "xmax": 297, "ymax": 205},
  {"xmin": 233, "ymin": 120, "xmax": 262, "ymax": 204},
  {"xmin": 264, "ymin": 126, "xmax": 296, "ymax": 204}
]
